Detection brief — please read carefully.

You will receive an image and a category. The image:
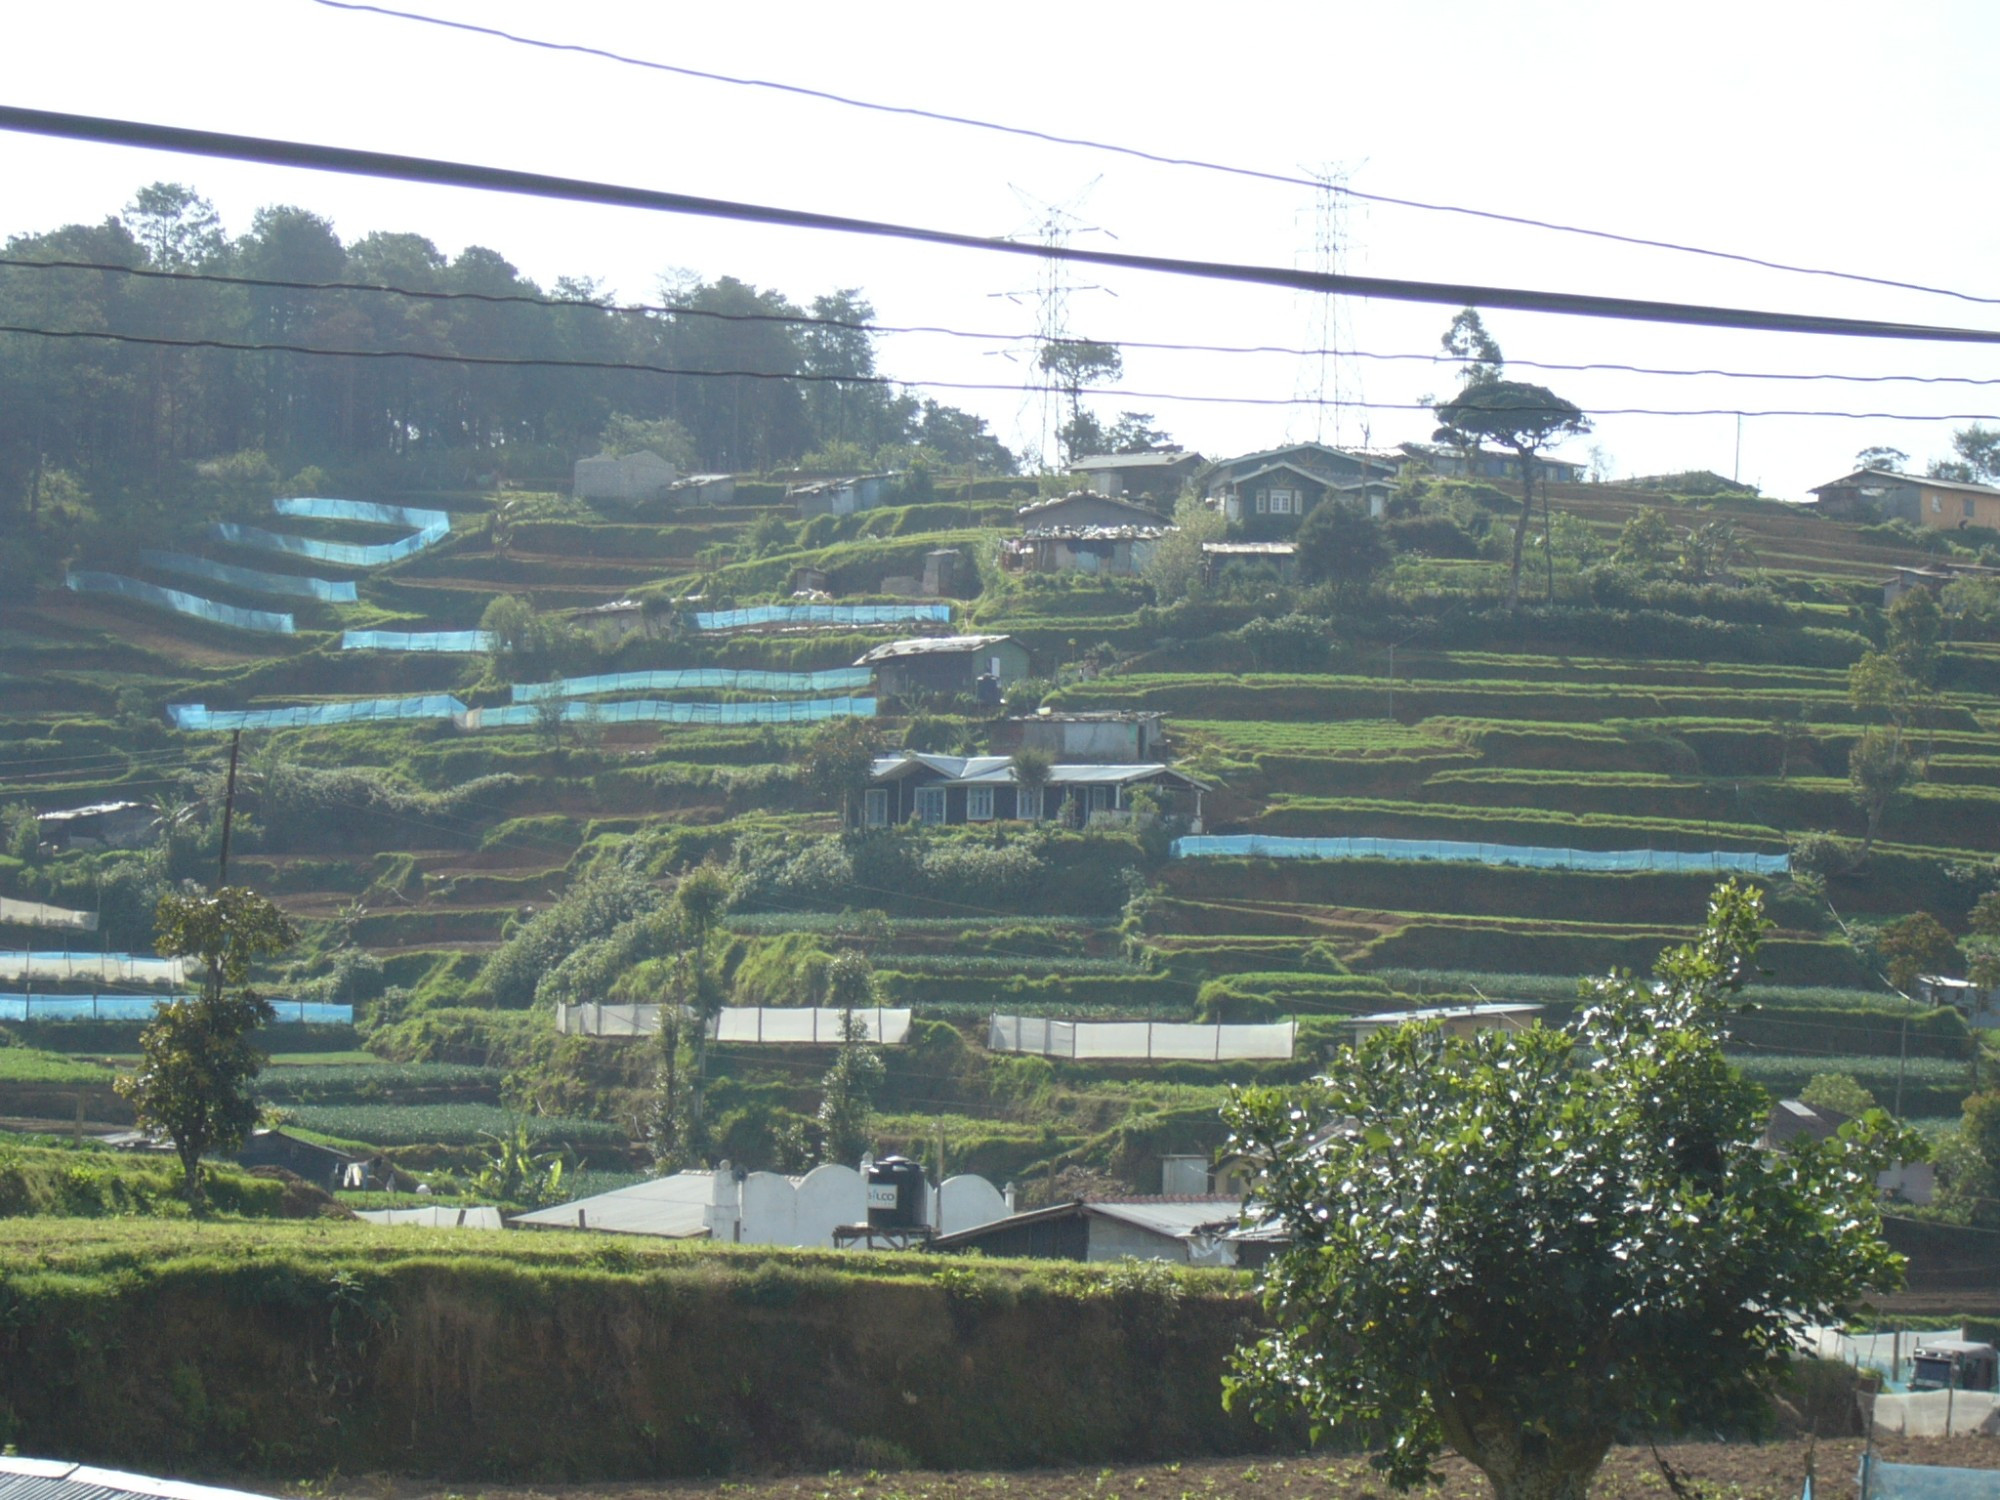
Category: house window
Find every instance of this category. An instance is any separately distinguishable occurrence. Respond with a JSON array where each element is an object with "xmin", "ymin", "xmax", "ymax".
[
  {"xmin": 967, "ymin": 786, "xmax": 995, "ymax": 821},
  {"xmin": 1968, "ymin": 499, "xmax": 1979, "ymax": 520},
  {"xmin": 1934, "ymin": 496, "xmax": 1944, "ymax": 513},
  {"xmin": 864, "ymin": 788, "xmax": 889, "ymax": 827},
  {"xmin": 1268, "ymin": 488, "xmax": 1295, "ymax": 515},
  {"xmin": 914, "ymin": 786, "xmax": 946, "ymax": 825},
  {"xmin": 1254, "ymin": 492, "xmax": 1268, "ymax": 514},
  {"xmin": 1088, "ymin": 785, "xmax": 1116, "ymax": 813}
]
